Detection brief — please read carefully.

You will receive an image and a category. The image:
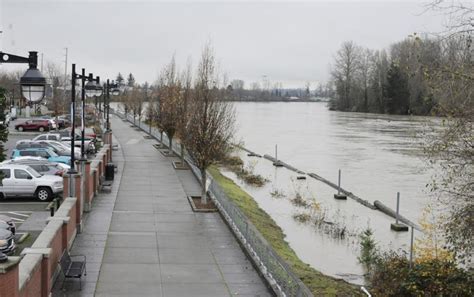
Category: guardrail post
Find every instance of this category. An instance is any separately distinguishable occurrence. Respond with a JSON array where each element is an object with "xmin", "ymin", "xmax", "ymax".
[{"xmin": 333, "ymin": 169, "xmax": 347, "ymax": 200}]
